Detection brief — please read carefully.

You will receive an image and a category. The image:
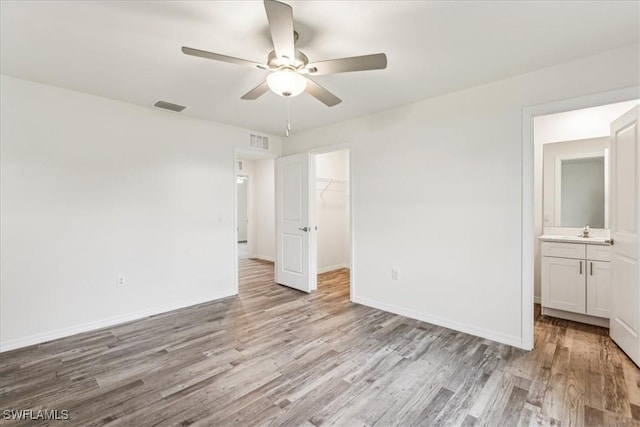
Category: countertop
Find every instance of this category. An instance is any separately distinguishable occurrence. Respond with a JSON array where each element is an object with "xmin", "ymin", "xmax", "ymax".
[{"xmin": 538, "ymin": 234, "xmax": 612, "ymax": 246}]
